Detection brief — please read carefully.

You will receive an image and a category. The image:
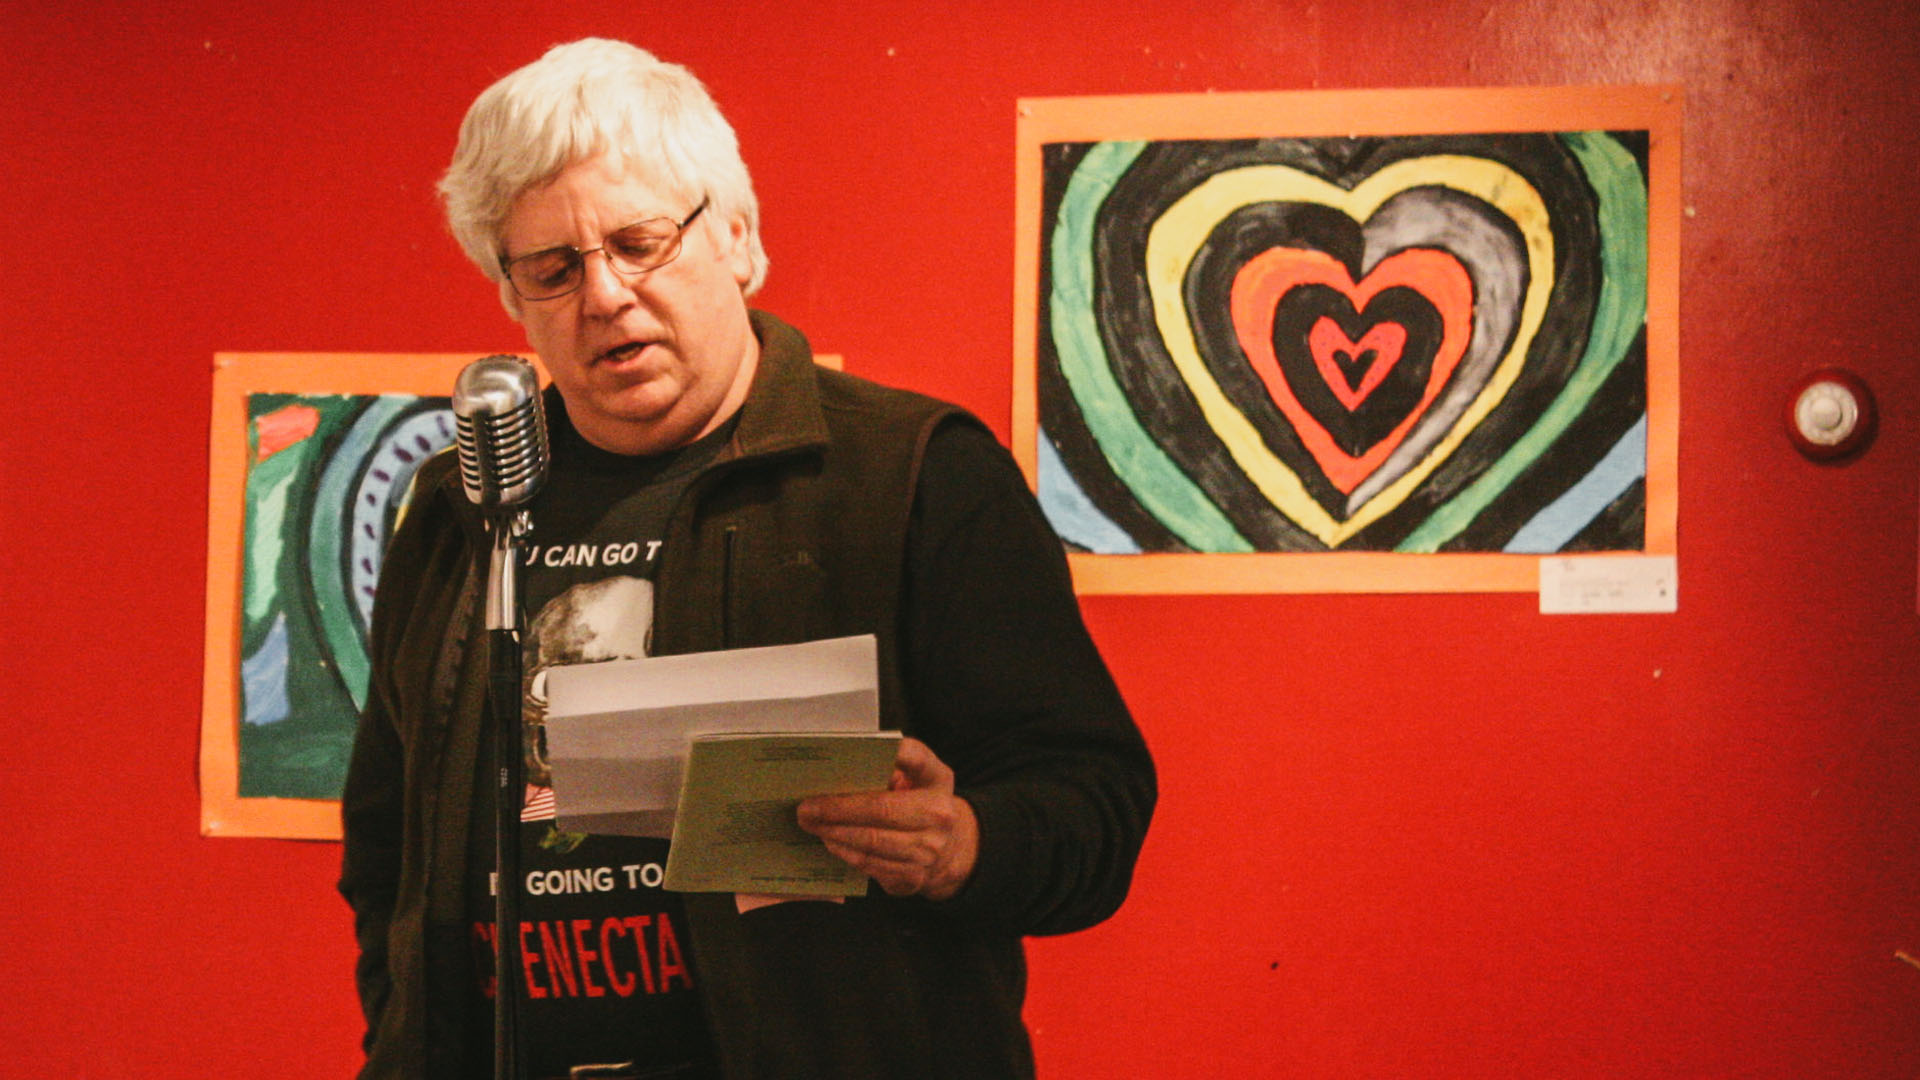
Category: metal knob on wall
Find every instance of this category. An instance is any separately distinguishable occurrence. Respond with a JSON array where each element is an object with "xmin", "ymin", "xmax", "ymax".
[{"xmin": 1786, "ymin": 368, "xmax": 1877, "ymax": 461}]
